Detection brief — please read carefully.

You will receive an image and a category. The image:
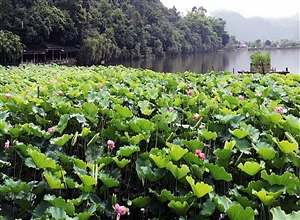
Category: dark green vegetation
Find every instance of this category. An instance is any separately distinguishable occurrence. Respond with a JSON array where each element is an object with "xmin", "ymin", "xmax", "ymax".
[
  {"xmin": 0, "ymin": 0, "xmax": 230, "ymax": 65},
  {"xmin": 1, "ymin": 65, "xmax": 300, "ymax": 219}
]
